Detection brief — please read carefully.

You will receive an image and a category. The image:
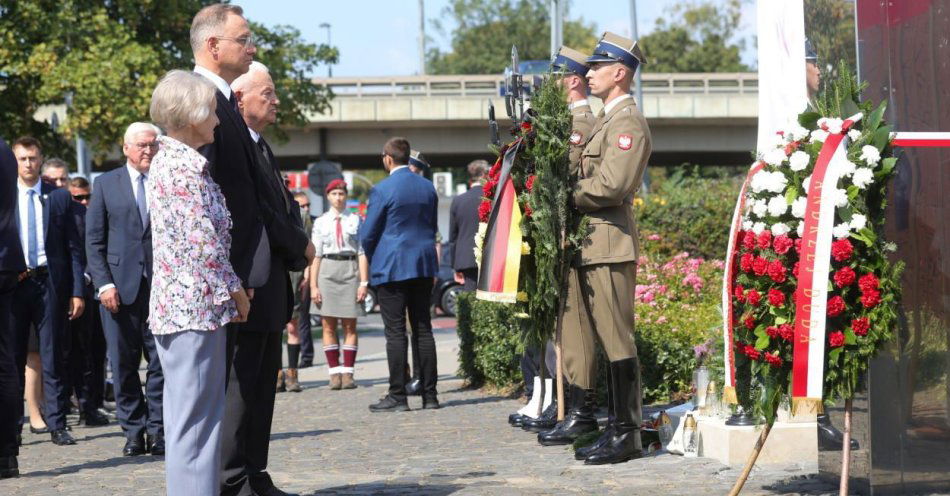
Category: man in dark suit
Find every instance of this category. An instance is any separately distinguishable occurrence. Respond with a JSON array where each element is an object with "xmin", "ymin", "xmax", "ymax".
[
  {"xmin": 10, "ymin": 136, "xmax": 85, "ymax": 446},
  {"xmin": 448, "ymin": 159, "xmax": 489, "ymax": 291},
  {"xmin": 220, "ymin": 62, "xmax": 312, "ymax": 496},
  {"xmin": 0, "ymin": 137, "xmax": 27, "ymax": 478},
  {"xmin": 85, "ymin": 122, "xmax": 164, "ymax": 457},
  {"xmin": 361, "ymin": 137, "xmax": 440, "ymax": 412}
]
